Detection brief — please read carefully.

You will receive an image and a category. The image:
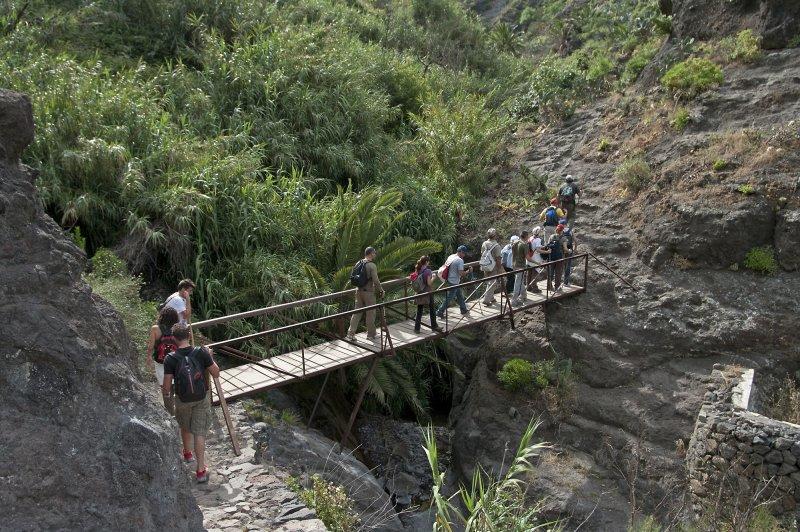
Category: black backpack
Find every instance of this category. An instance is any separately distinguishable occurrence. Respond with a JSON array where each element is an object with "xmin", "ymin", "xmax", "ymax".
[
  {"xmin": 170, "ymin": 347, "xmax": 208, "ymax": 402},
  {"xmin": 349, "ymin": 260, "xmax": 369, "ymax": 288}
]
